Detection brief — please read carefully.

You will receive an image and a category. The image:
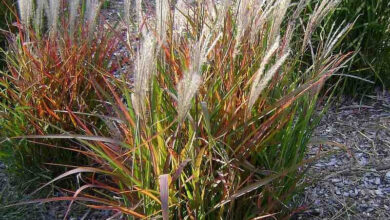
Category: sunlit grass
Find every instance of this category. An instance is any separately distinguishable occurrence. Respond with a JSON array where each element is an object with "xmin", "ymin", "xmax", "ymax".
[
  {"xmin": 0, "ymin": 0, "xmax": 117, "ymax": 179},
  {"xmin": 0, "ymin": 0, "xmax": 355, "ymax": 219}
]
